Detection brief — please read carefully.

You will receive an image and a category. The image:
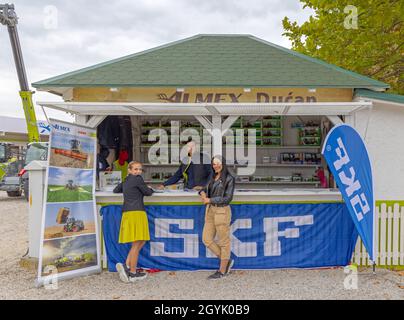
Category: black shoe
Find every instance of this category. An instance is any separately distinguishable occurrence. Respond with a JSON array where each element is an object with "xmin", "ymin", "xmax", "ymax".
[
  {"xmin": 208, "ymin": 271, "xmax": 225, "ymax": 279},
  {"xmin": 123, "ymin": 263, "xmax": 130, "ymax": 274},
  {"xmin": 129, "ymin": 271, "xmax": 147, "ymax": 282},
  {"xmin": 225, "ymin": 259, "xmax": 234, "ymax": 275}
]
